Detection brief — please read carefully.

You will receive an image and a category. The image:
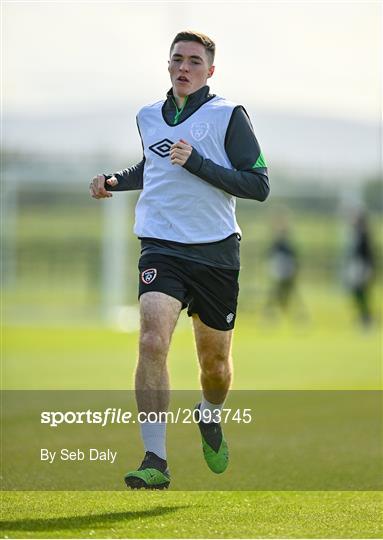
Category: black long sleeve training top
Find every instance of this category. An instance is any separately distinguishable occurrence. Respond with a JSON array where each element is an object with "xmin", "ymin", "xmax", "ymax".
[{"xmin": 104, "ymin": 85, "xmax": 270, "ymax": 269}]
